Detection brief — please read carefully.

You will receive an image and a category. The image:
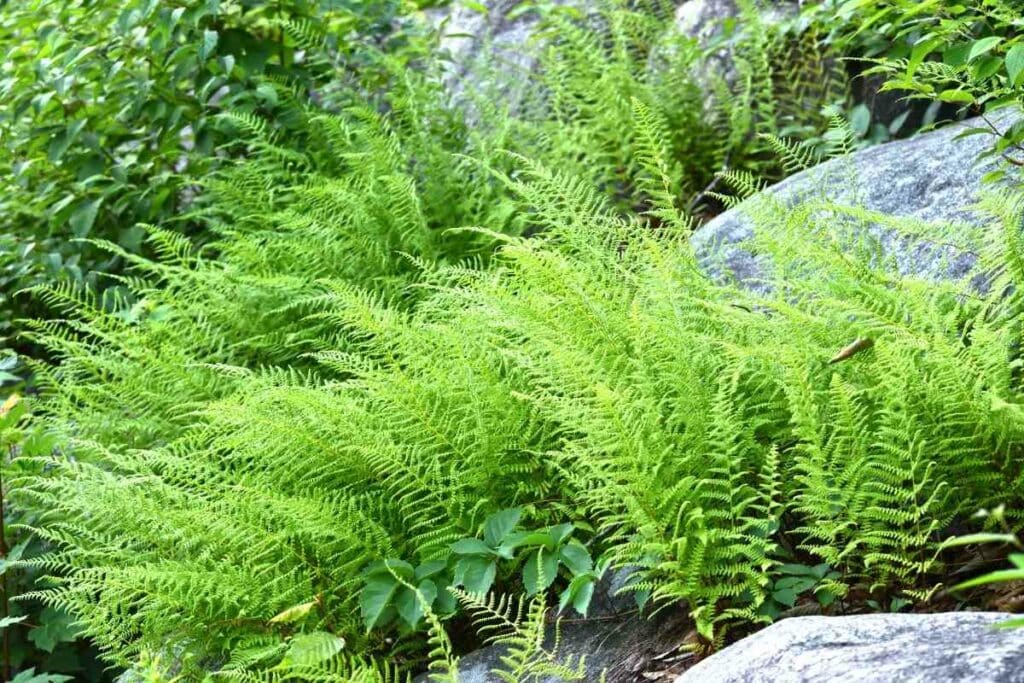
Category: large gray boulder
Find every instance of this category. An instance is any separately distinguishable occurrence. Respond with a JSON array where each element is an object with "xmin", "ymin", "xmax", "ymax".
[
  {"xmin": 690, "ymin": 115, "xmax": 1018, "ymax": 290},
  {"xmin": 676, "ymin": 612, "xmax": 1024, "ymax": 683}
]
